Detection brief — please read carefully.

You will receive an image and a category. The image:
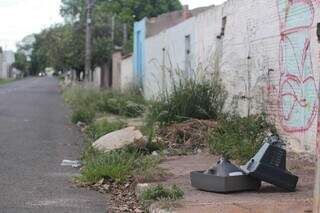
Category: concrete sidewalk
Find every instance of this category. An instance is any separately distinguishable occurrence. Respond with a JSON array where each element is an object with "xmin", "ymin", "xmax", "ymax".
[{"xmin": 158, "ymin": 152, "xmax": 314, "ymax": 213}]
